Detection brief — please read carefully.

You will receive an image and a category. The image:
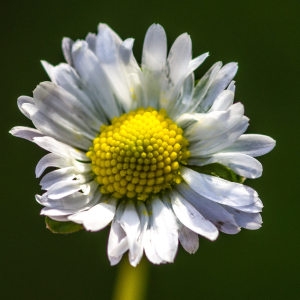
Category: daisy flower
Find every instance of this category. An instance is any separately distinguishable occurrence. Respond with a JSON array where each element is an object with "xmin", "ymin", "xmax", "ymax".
[{"xmin": 10, "ymin": 23, "xmax": 275, "ymax": 266}]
